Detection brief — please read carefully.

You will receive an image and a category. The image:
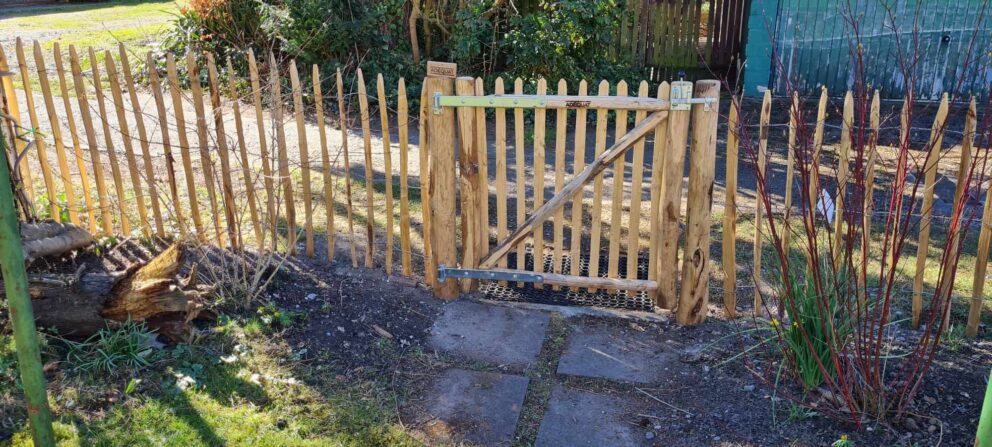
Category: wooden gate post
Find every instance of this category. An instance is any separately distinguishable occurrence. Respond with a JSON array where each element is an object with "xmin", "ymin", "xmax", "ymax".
[
  {"xmin": 426, "ymin": 62, "xmax": 459, "ymax": 299},
  {"xmin": 676, "ymin": 80, "xmax": 720, "ymax": 326},
  {"xmin": 455, "ymin": 77, "xmax": 482, "ymax": 292}
]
